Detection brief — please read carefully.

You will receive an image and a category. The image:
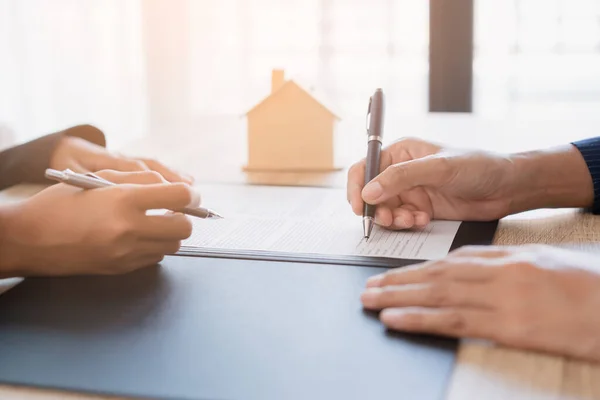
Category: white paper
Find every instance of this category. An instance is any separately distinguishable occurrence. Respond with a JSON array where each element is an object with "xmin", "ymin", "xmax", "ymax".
[{"xmin": 183, "ymin": 184, "xmax": 461, "ymax": 260}]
